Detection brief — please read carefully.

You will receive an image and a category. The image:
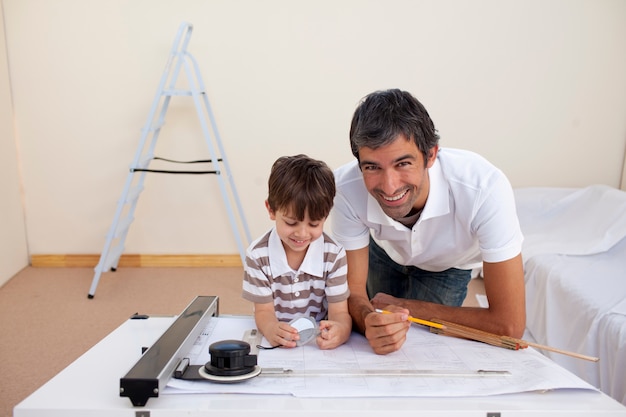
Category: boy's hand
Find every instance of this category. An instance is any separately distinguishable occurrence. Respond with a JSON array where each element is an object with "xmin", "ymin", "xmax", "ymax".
[
  {"xmin": 316, "ymin": 320, "xmax": 351, "ymax": 350},
  {"xmin": 263, "ymin": 321, "xmax": 300, "ymax": 348},
  {"xmin": 254, "ymin": 303, "xmax": 300, "ymax": 348}
]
